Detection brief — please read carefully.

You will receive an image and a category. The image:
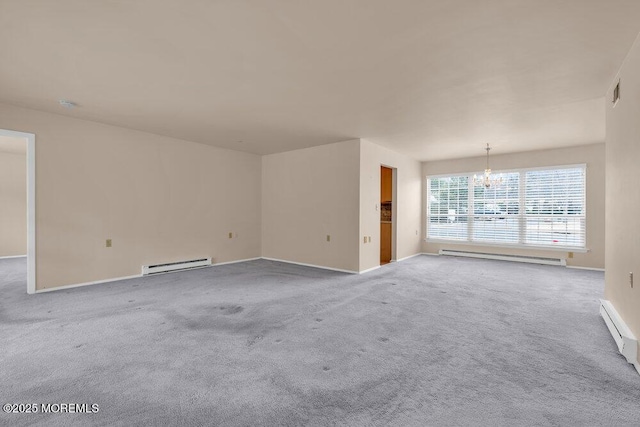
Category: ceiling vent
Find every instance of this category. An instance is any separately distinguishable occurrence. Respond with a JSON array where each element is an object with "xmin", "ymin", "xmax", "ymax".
[{"xmin": 612, "ymin": 80, "xmax": 620, "ymax": 106}]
